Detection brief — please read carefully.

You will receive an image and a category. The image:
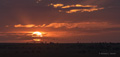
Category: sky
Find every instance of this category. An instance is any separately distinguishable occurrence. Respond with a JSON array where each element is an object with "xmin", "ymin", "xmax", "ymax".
[{"xmin": 0, "ymin": 0, "xmax": 120, "ymax": 43}]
